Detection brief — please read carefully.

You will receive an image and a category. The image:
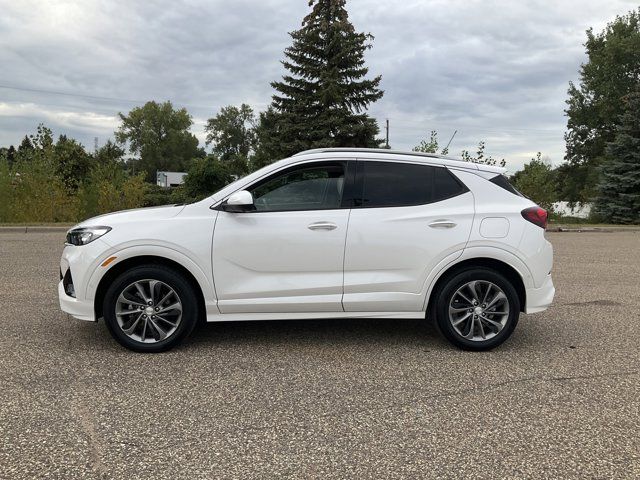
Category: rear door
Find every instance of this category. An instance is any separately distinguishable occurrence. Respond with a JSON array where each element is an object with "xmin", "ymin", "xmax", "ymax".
[{"xmin": 342, "ymin": 160, "xmax": 474, "ymax": 312}]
